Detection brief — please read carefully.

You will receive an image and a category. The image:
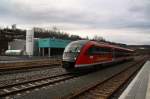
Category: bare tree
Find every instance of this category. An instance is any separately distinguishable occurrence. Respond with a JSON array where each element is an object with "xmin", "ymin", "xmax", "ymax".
[{"xmin": 93, "ymin": 35, "xmax": 105, "ymax": 41}]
